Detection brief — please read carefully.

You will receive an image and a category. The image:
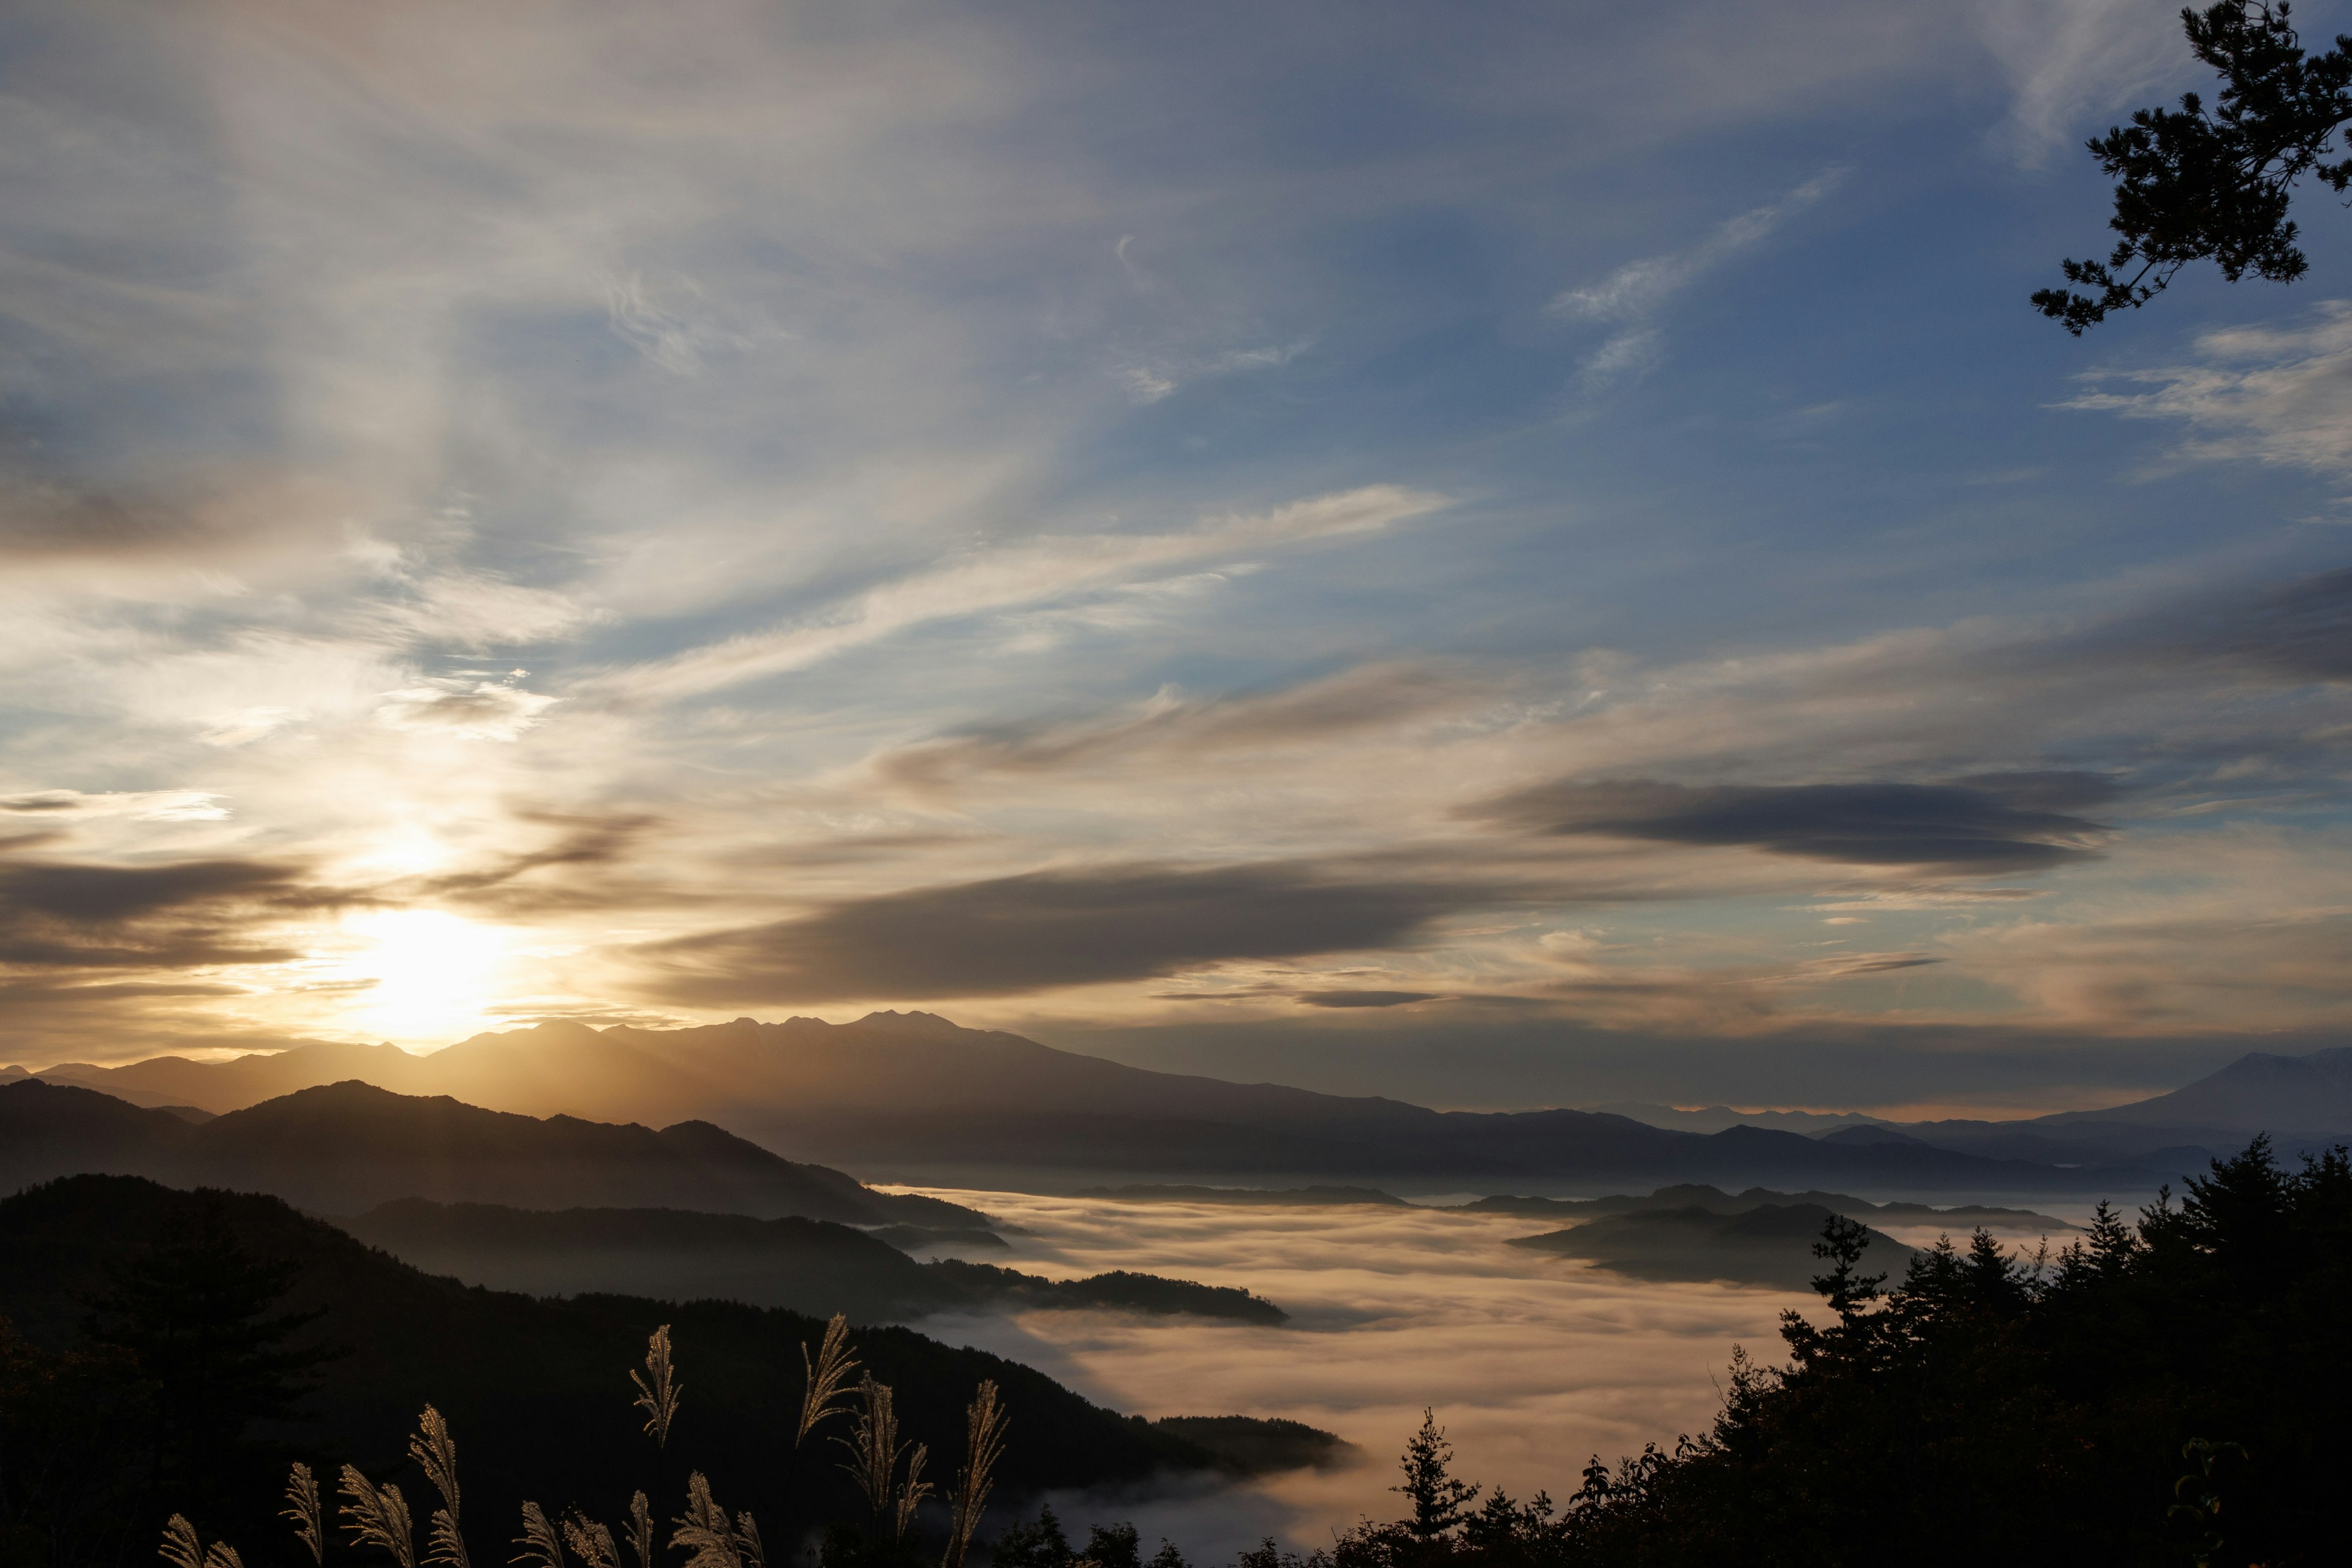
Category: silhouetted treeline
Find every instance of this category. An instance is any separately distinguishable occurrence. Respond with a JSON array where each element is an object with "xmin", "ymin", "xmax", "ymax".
[{"xmin": 1011, "ymin": 1137, "xmax": 2345, "ymax": 1568}]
